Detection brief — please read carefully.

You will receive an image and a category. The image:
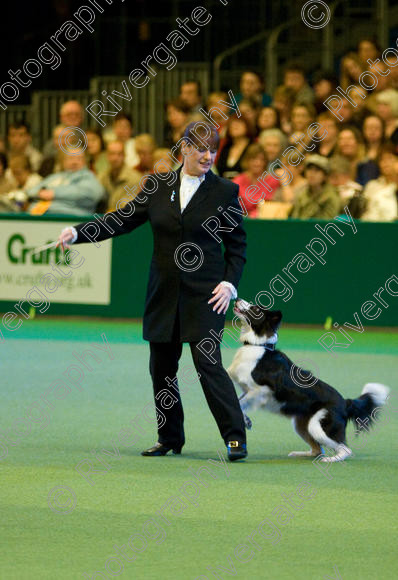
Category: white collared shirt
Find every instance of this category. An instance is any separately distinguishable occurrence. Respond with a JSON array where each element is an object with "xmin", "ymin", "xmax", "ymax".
[{"xmin": 179, "ymin": 170, "xmax": 205, "ymax": 213}]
